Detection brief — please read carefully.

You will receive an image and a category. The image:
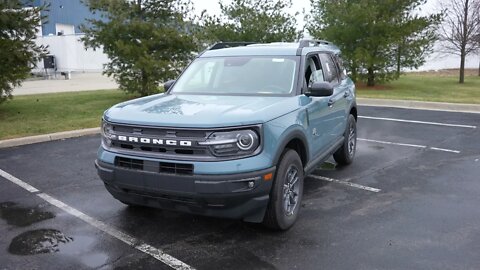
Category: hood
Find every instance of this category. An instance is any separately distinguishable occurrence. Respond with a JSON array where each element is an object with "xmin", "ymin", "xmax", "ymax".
[{"xmin": 104, "ymin": 93, "xmax": 301, "ymax": 128}]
